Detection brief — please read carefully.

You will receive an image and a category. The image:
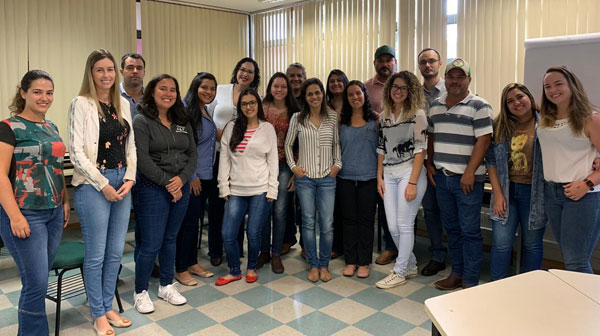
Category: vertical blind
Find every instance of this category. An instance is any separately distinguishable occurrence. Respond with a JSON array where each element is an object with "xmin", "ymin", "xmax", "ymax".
[
  {"xmin": 457, "ymin": 0, "xmax": 600, "ymax": 113},
  {"xmin": 253, "ymin": 0, "xmax": 447, "ymax": 94},
  {"xmin": 1, "ymin": 0, "xmax": 136, "ymax": 139},
  {"xmin": 141, "ymin": 0, "xmax": 249, "ymax": 94}
]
